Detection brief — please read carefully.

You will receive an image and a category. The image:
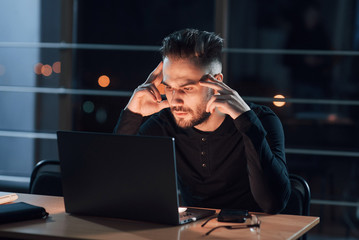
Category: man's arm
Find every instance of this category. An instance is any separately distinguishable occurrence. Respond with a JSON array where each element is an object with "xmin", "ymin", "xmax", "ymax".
[
  {"xmin": 114, "ymin": 109, "xmax": 143, "ymax": 135},
  {"xmin": 124, "ymin": 62, "xmax": 169, "ymax": 117},
  {"xmin": 114, "ymin": 62, "xmax": 169, "ymax": 135},
  {"xmin": 234, "ymin": 108, "xmax": 291, "ymax": 214},
  {"xmin": 199, "ymin": 74, "xmax": 290, "ymax": 214}
]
